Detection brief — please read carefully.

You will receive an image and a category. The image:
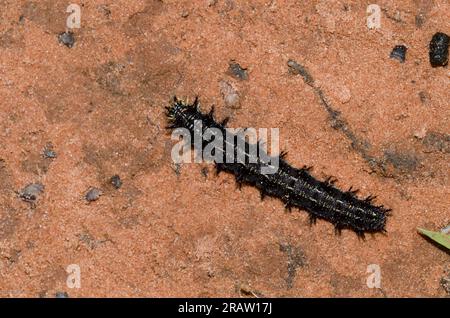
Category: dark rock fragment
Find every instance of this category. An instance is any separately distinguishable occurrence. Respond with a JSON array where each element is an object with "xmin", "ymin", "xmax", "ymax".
[
  {"xmin": 390, "ymin": 45, "xmax": 407, "ymax": 63},
  {"xmin": 58, "ymin": 31, "xmax": 75, "ymax": 48},
  {"xmin": 227, "ymin": 60, "xmax": 248, "ymax": 80},
  {"xmin": 110, "ymin": 175, "xmax": 122, "ymax": 189},
  {"xmin": 429, "ymin": 32, "xmax": 449, "ymax": 67}
]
